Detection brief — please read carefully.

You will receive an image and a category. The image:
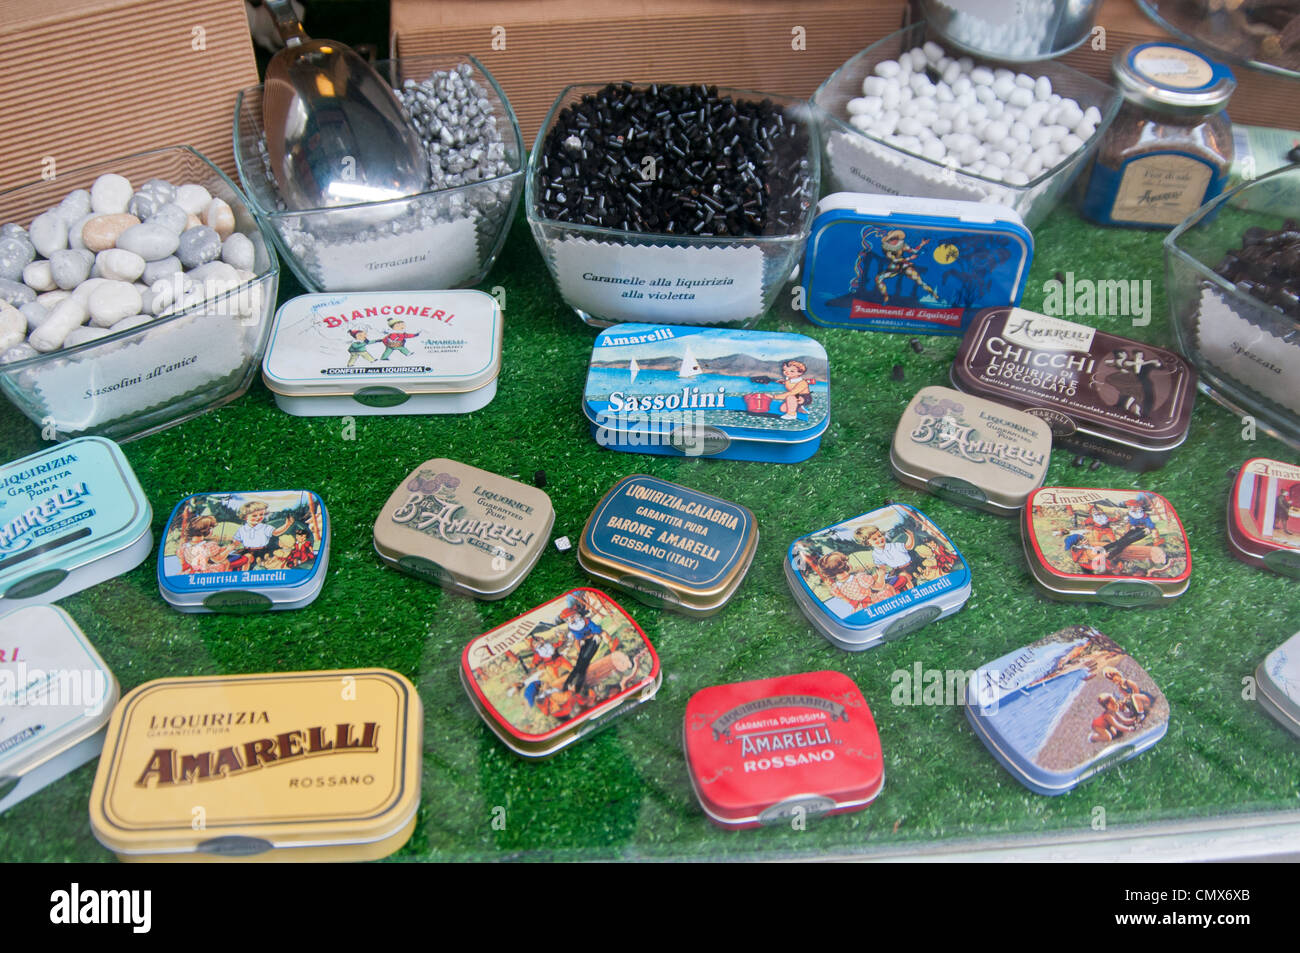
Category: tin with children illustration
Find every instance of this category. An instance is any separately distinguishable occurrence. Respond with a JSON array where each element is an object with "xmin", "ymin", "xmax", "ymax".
[
  {"xmin": 1227, "ymin": 458, "xmax": 1300, "ymax": 578},
  {"xmin": 460, "ymin": 588, "xmax": 661, "ymax": 758},
  {"xmin": 582, "ymin": 324, "xmax": 830, "ymax": 462},
  {"xmin": 0, "ymin": 437, "xmax": 152, "ymax": 608},
  {"xmin": 261, "ymin": 290, "xmax": 502, "ymax": 415},
  {"xmin": 1022, "ymin": 487, "xmax": 1190, "ymax": 606},
  {"xmin": 785, "ymin": 503, "xmax": 971, "ymax": 651},
  {"xmin": 157, "ymin": 490, "xmax": 330, "ymax": 613},
  {"xmin": 965, "ymin": 625, "xmax": 1169, "ymax": 796}
]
